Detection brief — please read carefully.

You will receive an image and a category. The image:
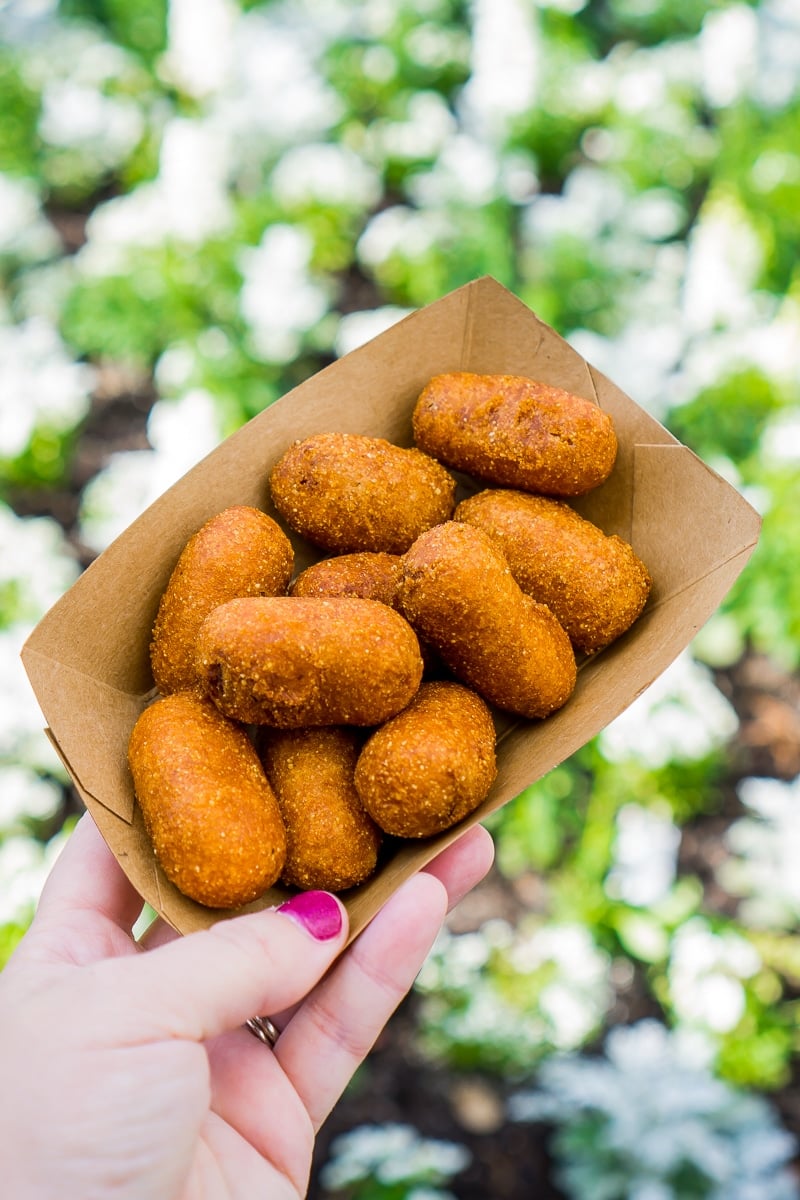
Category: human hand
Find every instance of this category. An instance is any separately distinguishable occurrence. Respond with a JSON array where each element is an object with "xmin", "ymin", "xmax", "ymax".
[{"xmin": 0, "ymin": 813, "xmax": 493, "ymax": 1200}]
